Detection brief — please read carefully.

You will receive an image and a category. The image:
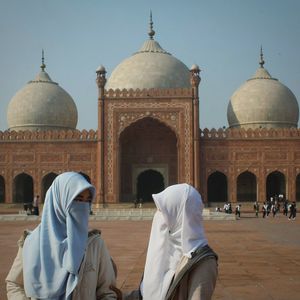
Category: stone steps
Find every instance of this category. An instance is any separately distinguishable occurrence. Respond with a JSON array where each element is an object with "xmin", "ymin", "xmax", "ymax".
[{"xmin": 0, "ymin": 208, "xmax": 236, "ymax": 221}]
